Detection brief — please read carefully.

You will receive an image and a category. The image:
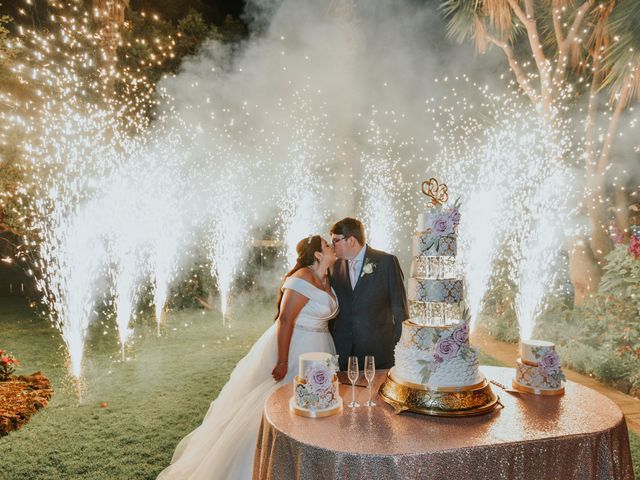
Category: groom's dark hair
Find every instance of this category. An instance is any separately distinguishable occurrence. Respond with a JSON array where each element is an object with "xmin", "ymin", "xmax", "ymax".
[{"xmin": 331, "ymin": 217, "xmax": 366, "ymax": 246}]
